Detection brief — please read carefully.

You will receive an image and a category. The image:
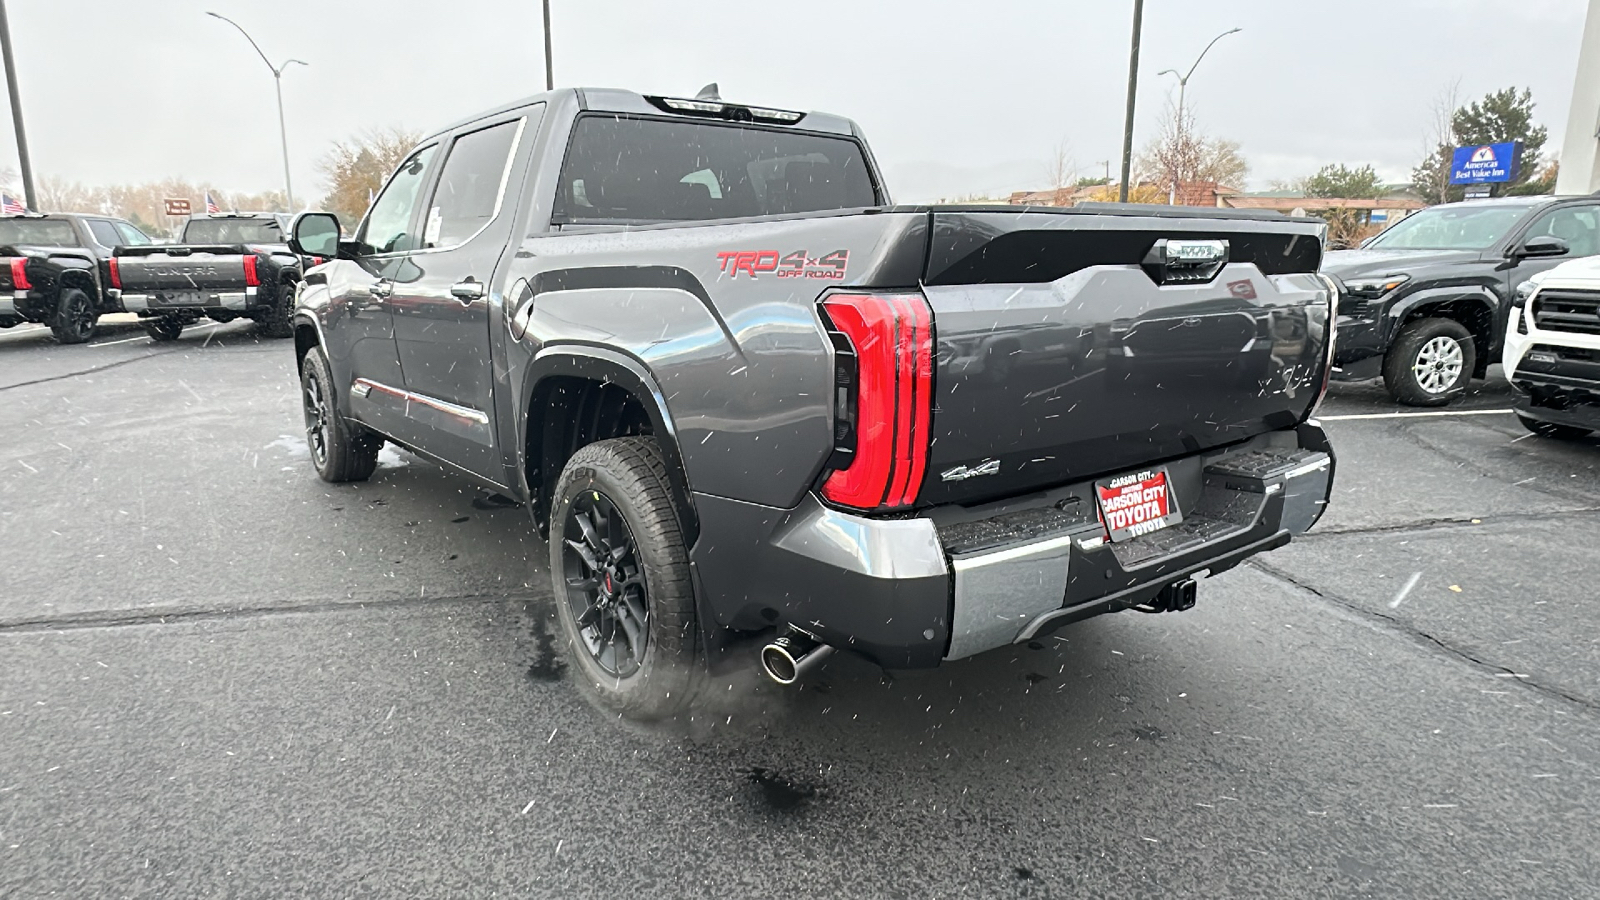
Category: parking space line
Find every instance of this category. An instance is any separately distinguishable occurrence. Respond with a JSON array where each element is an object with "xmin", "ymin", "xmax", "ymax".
[
  {"xmin": 1319, "ymin": 409, "xmax": 1513, "ymax": 421},
  {"xmin": 90, "ymin": 321, "xmax": 222, "ymax": 348}
]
